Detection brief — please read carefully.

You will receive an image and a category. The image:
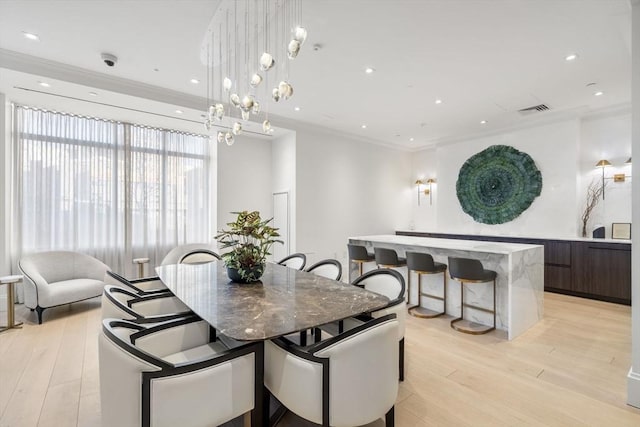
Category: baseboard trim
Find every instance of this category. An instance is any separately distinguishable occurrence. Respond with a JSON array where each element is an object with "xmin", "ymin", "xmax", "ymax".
[{"xmin": 627, "ymin": 367, "xmax": 640, "ymax": 408}]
